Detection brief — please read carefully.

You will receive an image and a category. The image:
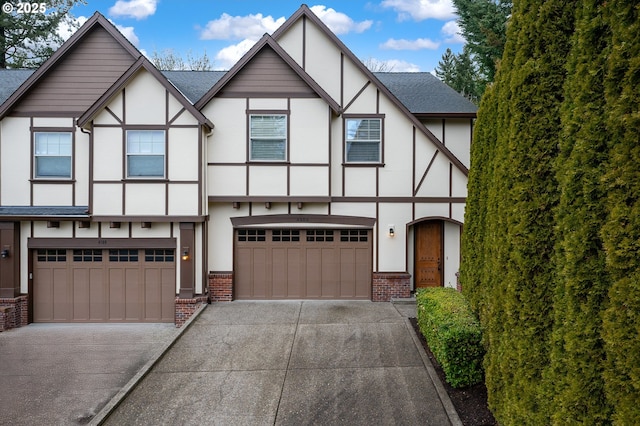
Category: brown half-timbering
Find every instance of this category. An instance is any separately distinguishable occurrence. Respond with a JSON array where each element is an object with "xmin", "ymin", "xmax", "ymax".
[
  {"xmin": 414, "ymin": 220, "xmax": 444, "ymax": 288},
  {"xmin": 0, "ymin": 222, "xmax": 20, "ymax": 298},
  {"xmin": 179, "ymin": 222, "xmax": 195, "ymax": 298}
]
